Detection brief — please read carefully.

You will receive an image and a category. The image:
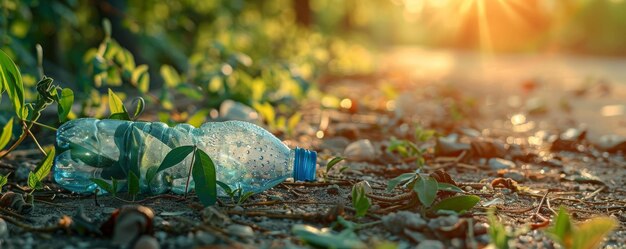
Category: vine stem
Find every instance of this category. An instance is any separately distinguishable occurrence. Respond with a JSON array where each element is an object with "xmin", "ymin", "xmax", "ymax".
[
  {"xmin": 184, "ymin": 146, "xmax": 197, "ymax": 198},
  {"xmin": 0, "ymin": 121, "xmax": 31, "ymax": 160}
]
